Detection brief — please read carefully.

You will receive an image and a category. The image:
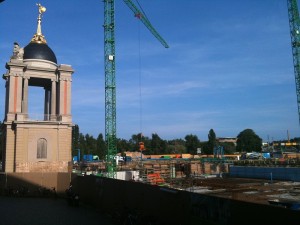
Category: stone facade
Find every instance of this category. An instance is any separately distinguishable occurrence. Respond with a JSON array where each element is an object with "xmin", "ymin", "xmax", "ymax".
[{"xmin": 2, "ymin": 56, "xmax": 74, "ymax": 173}]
